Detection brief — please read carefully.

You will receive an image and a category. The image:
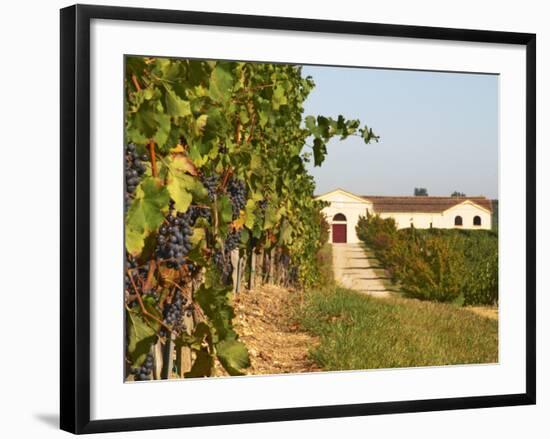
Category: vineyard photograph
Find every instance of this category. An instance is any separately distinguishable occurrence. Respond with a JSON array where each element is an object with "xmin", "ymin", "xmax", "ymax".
[{"xmin": 124, "ymin": 56, "xmax": 499, "ymax": 382}]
